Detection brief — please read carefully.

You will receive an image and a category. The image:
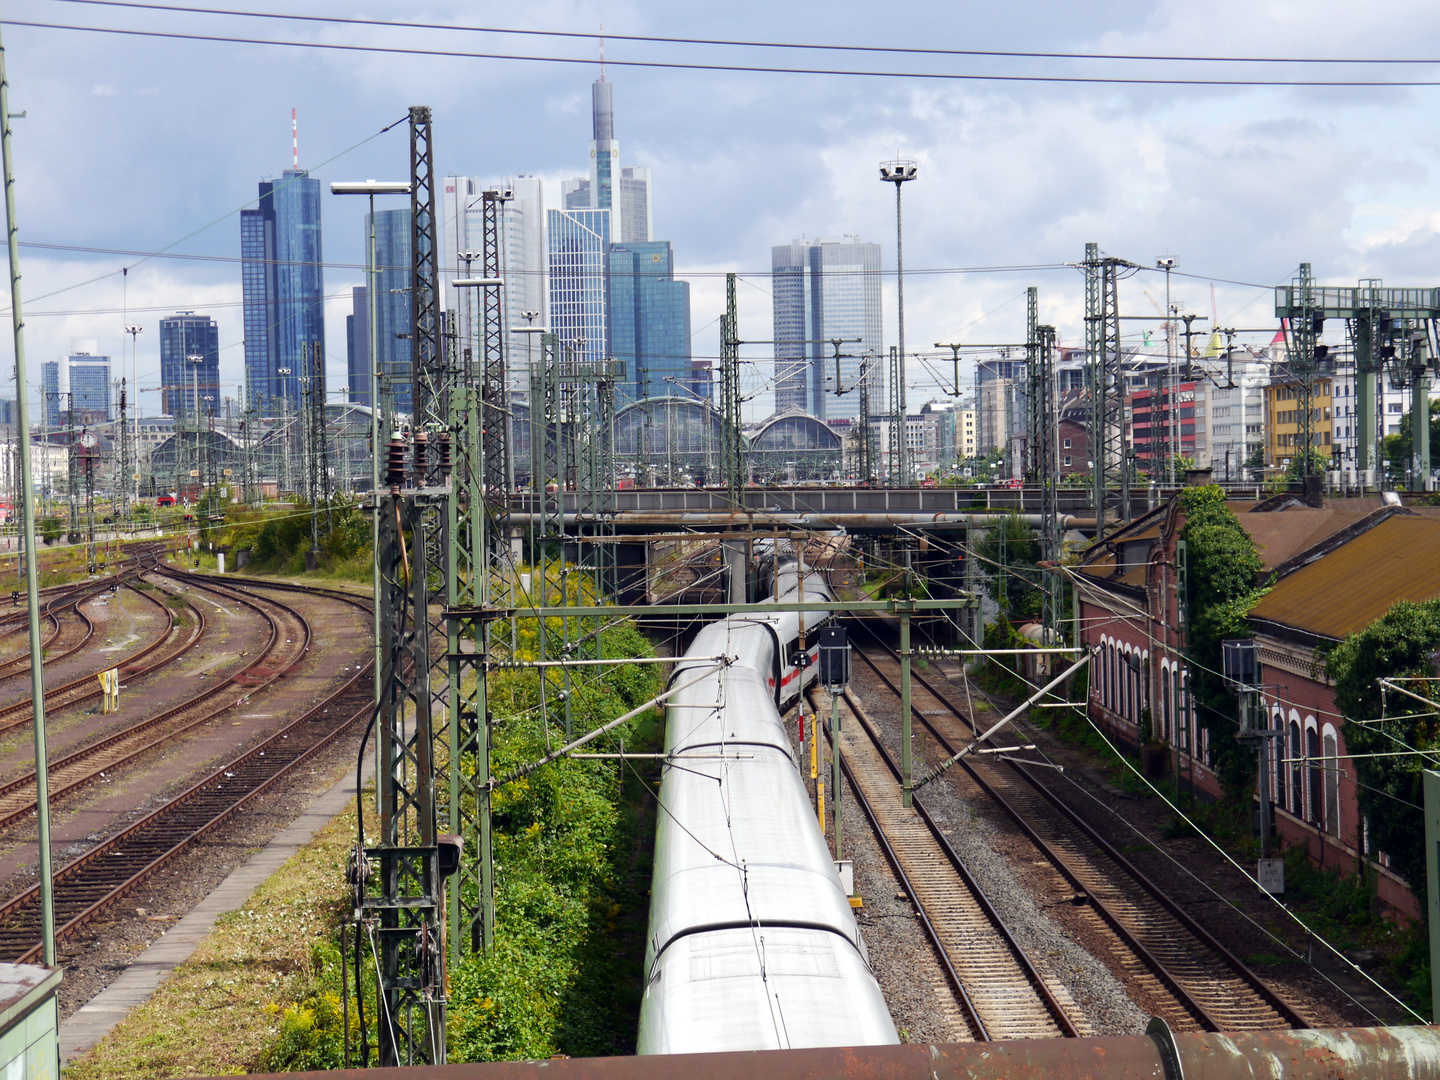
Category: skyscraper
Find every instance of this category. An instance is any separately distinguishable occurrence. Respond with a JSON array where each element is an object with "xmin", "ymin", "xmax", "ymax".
[
  {"xmin": 608, "ymin": 241, "xmax": 691, "ymax": 405},
  {"xmin": 343, "ymin": 208, "xmax": 413, "ymax": 414},
  {"xmin": 67, "ymin": 348, "xmax": 112, "ymax": 423},
  {"xmin": 40, "ymin": 360, "xmax": 61, "ymax": 429},
  {"xmin": 41, "ymin": 343, "xmax": 114, "ymax": 428},
  {"xmin": 560, "ymin": 80, "xmax": 652, "ymax": 243},
  {"xmin": 547, "ymin": 207, "xmax": 610, "ymax": 369},
  {"xmin": 241, "ymin": 168, "xmax": 325, "ymax": 416},
  {"xmin": 159, "ymin": 314, "xmax": 220, "ymax": 419},
  {"xmin": 443, "ymin": 175, "xmax": 546, "ymax": 391},
  {"xmin": 771, "ymin": 238, "xmax": 883, "ymax": 421}
]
